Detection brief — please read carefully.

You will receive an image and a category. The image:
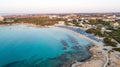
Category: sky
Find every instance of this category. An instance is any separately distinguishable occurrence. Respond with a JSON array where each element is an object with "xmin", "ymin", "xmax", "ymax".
[{"xmin": 0, "ymin": 0, "xmax": 120, "ymax": 14}]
